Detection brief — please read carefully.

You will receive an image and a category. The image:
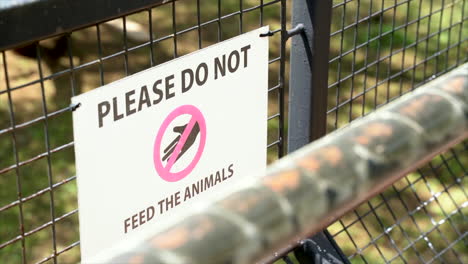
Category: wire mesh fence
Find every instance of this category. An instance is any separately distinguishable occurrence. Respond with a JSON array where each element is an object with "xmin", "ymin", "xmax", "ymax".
[
  {"xmin": 323, "ymin": 0, "xmax": 467, "ymax": 263},
  {"xmin": 328, "ymin": 144, "xmax": 467, "ymax": 263},
  {"xmin": 0, "ymin": 0, "xmax": 466, "ymax": 263},
  {"xmin": 0, "ymin": 1, "xmax": 287, "ymax": 263}
]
